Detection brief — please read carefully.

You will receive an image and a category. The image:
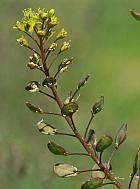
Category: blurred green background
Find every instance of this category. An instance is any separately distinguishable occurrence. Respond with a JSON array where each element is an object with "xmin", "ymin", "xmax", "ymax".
[{"xmin": 0, "ymin": 0, "xmax": 140, "ymax": 189}]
